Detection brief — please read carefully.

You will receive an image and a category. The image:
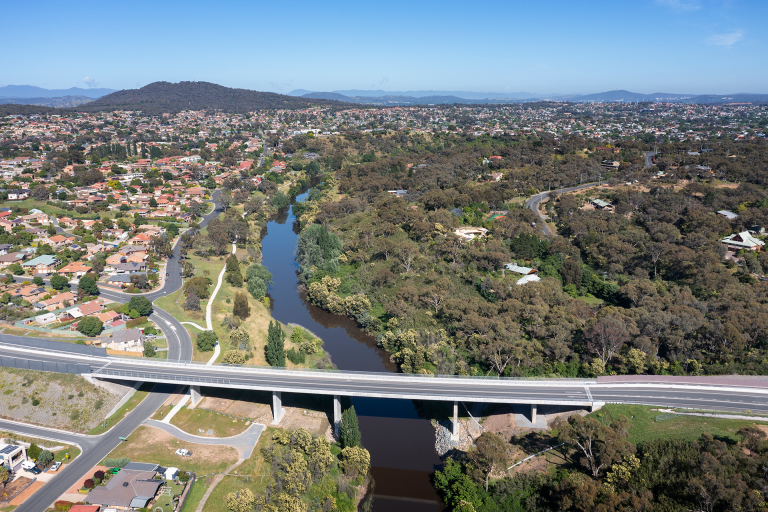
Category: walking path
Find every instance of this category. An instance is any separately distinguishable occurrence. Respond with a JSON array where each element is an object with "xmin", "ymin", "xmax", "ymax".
[
  {"xmin": 655, "ymin": 408, "xmax": 768, "ymax": 422},
  {"xmin": 195, "ymin": 458, "xmax": 245, "ymax": 512}
]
